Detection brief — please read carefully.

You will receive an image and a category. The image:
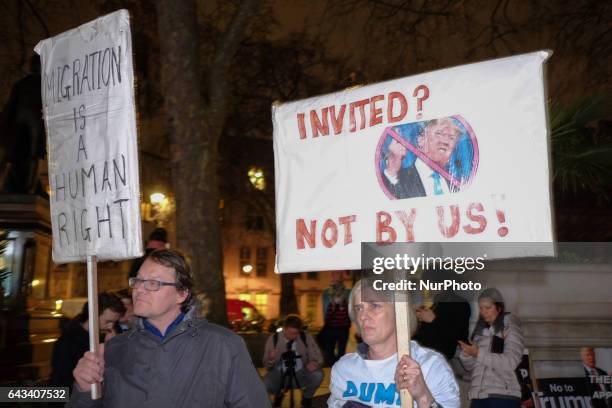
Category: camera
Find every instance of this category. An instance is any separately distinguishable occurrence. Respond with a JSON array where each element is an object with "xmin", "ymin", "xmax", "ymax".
[
  {"xmin": 281, "ymin": 341, "xmax": 301, "ymax": 372},
  {"xmin": 274, "ymin": 341, "xmax": 303, "ymax": 407},
  {"xmin": 281, "ymin": 349, "xmax": 298, "ymax": 371}
]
